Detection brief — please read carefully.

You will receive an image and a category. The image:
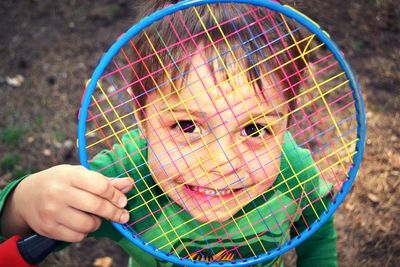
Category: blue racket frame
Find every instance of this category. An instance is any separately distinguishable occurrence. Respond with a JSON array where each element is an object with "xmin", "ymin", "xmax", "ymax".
[{"xmin": 77, "ymin": 0, "xmax": 366, "ymax": 266}]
